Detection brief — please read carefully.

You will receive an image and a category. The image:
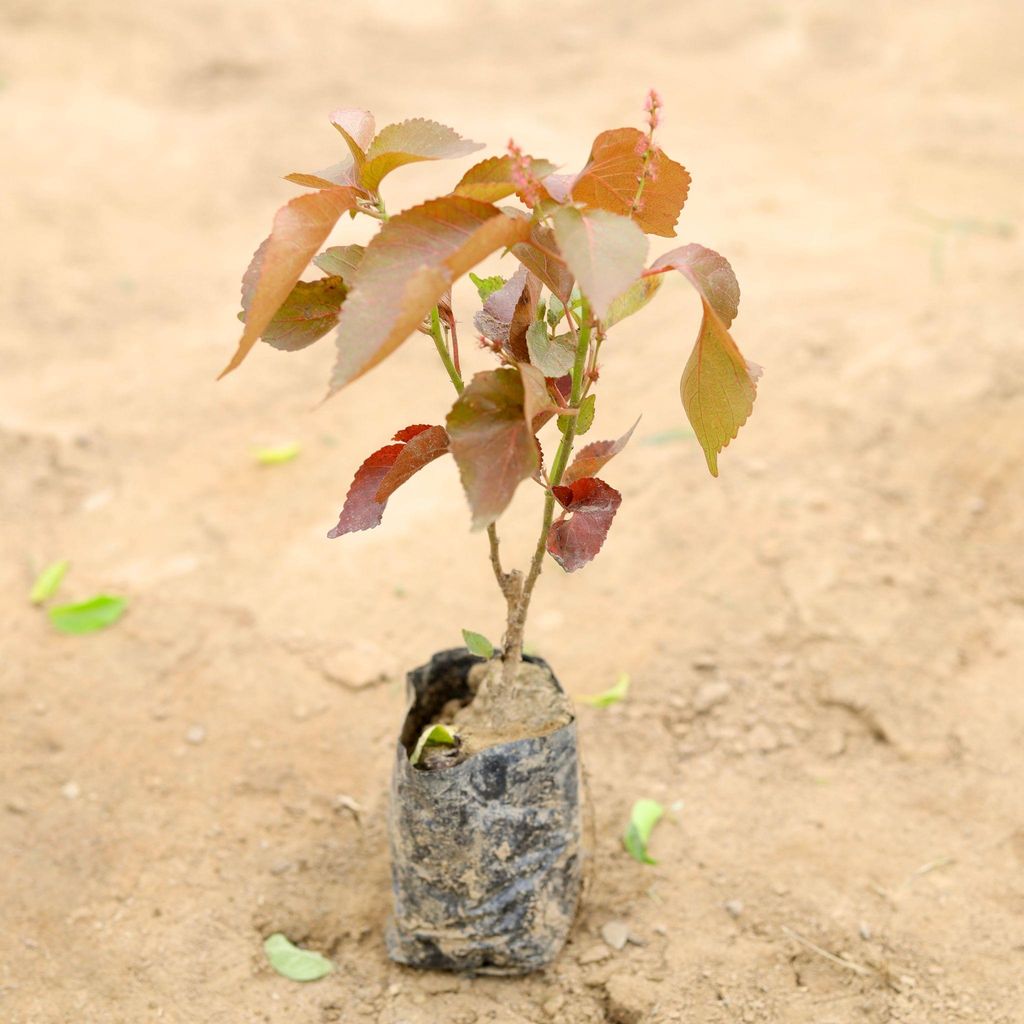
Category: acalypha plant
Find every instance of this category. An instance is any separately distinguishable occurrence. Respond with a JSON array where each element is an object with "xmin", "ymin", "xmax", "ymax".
[{"xmin": 221, "ymin": 92, "xmax": 760, "ymax": 691}]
